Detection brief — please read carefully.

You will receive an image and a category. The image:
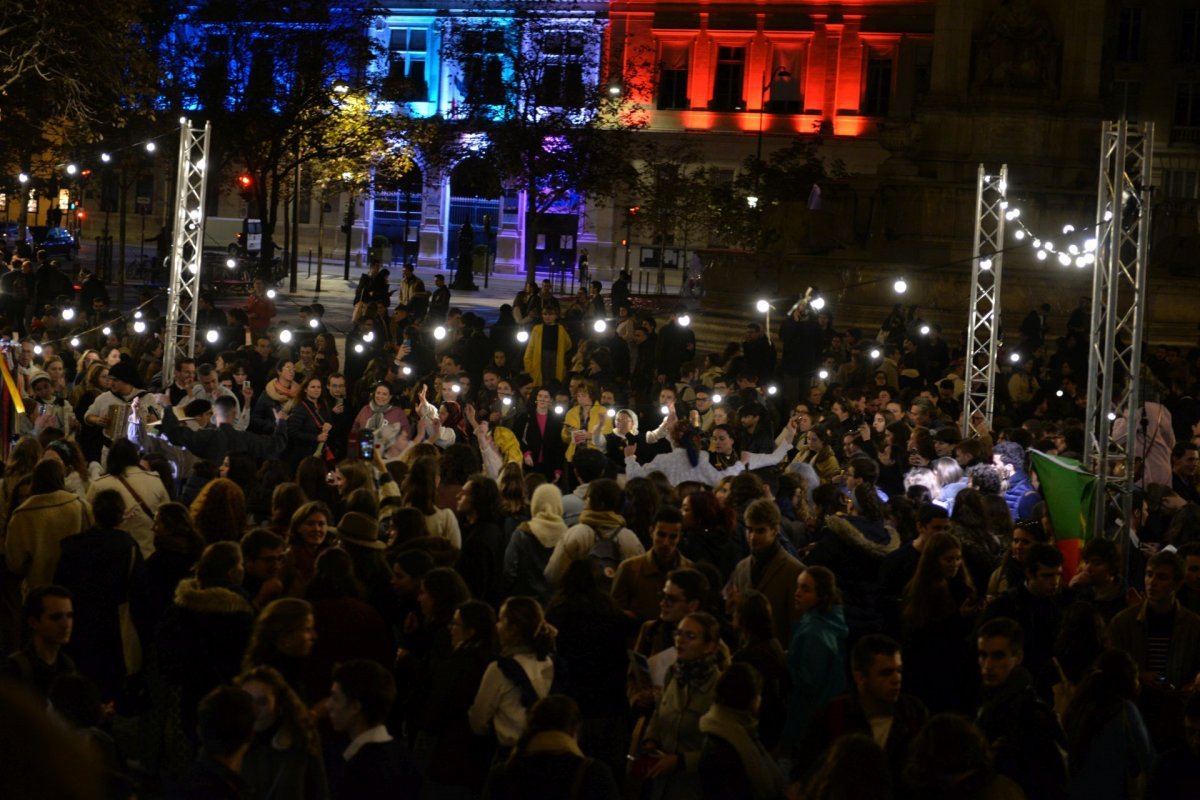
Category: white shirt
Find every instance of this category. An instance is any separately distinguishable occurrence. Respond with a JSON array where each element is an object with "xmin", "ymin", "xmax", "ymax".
[
  {"xmin": 468, "ymin": 654, "xmax": 556, "ymax": 748},
  {"xmin": 344, "ymin": 724, "xmax": 393, "ymax": 761}
]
